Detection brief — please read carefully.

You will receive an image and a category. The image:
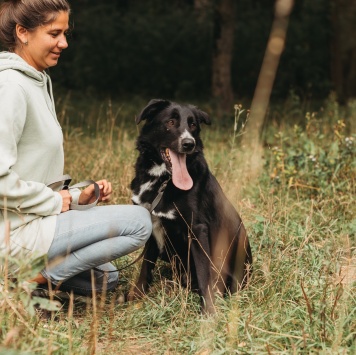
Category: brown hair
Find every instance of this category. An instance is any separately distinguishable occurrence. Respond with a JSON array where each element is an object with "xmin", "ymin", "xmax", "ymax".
[{"xmin": 0, "ymin": 0, "xmax": 71, "ymax": 51}]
